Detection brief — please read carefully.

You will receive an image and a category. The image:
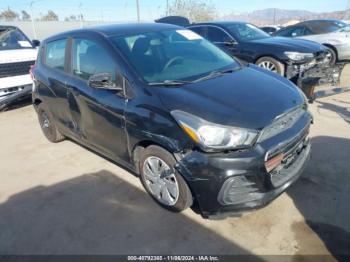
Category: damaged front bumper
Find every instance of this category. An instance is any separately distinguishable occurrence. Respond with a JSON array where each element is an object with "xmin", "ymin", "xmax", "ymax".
[
  {"xmin": 174, "ymin": 110, "xmax": 312, "ymax": 218},
  {"xmin": 285, "ymin": 53, "xmax": 347, "ymax": 101}
]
